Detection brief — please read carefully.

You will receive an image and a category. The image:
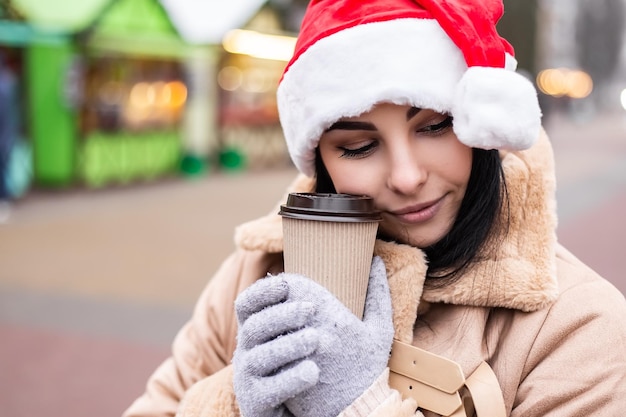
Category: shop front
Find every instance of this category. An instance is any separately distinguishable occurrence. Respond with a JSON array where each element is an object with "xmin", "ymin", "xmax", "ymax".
[
  {"xmin": 215, "ymin": 8, "xmax": 297, "ymax": 171},
  {"xmin": 9, "ymin": 0, "xmax": 110, "ymax": 188},
  {"xmin": 9, "ymin": 0, "xmax": 302, "ymax": 190},
  {"xmin": 217, "ymin": 44, "xmax": 289, "ymax": 170},
  {"xmin": 76, "ymin": 0, "xmax": 194, "ymax": 187},
  {"xmin": 8, "ymin": 0, "xmax": 200, "ymax": 188},
  {"xmin": 0, "ymin": 5, "xmax": 36, "ymax": 196}
]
